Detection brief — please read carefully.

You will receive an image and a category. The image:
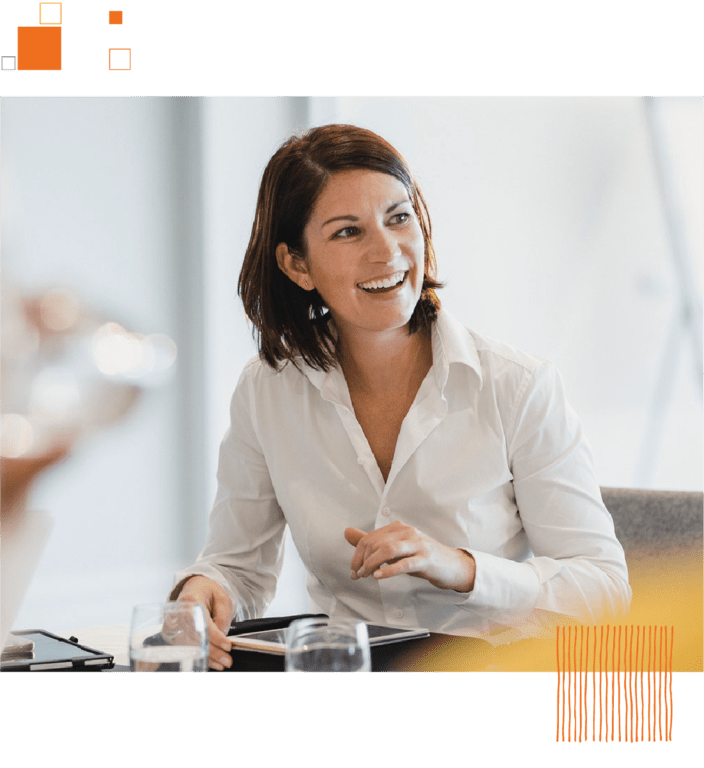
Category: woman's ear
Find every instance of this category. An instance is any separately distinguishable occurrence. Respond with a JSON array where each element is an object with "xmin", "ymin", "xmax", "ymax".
[{"xmin": 276, "ymin": 243, "xmax": 314, "ymax": 291}]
